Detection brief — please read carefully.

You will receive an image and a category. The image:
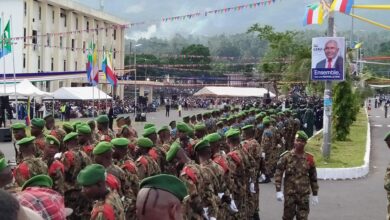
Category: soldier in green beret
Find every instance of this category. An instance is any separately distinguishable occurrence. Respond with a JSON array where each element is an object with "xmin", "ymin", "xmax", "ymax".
[
  {"xmin": 62, "ymin": 122, "xmax": 74, "ymax": 134},
  {"xmin": 169, "ymin": 120, "xmax": 177, "ymax": 140},
  {"xmin": 274, "ymin": 130, "xmax": 319, "ymax": 220},
  {"xmin": 77, "ymin": 124, "xmax": 94, "ymax": 157},
  {"xmin": 175, "ymin": 122, "xmax": 197, "ymax": 160},
  {"xmin": 196, "ymin": 113, "xmax": 203, "ymax": 123},
  {"xmin": 44, "ymin": 114, "xmax": 66, "ymax": 152},
  {"xmin": 157, "ymin": 126, "xmax": 172, "ymax": 152},
  {"xmin": 136, "ymin": 174, "xmax": 188, "ymax": 220},
  {"xmin": 384, "ymin": 132, "xmax": 390, "ymax": 220},
  {"xmin": 42, "ymin": 135, "xmax": 65, "ymax": 194},
  {"xmin": 194, "ymin": 123, "xmax": 207, "ymax": 140},
  {"xmin": 124, "ymin": 116, "xmax": 138, "ymax": 138},
  {"xmin": 31, "ymin": 118, "xmax": 46, "ymax": 156},
  {"xmin": 61, "ymin": 132, "xmax": 92, "ymax": 220},
  {"xmin": 0, "ymin": 158, "xmax": 19, "ymax": 193},
  {"xmin": 86, "ymin": 120, "xmax": 99, "ymax": 143},
  {"xmin": 96, "ymin": 114, "xmax": 115, "ymax": 142},
  {"xmin": 190, "ymin": 115, "xmax": 197, "ymax": 127},
  {"xmin": 143, "ymin": 126, "xmax": 166, "ymax": 172},
  {"xmin": 260, "ymin": 117, "xmax": 276, "ymax": 184},
  {"xmin": 11, "ymin": 122, "xmax": 27, "ymax": 163},
  {"xmin": 77, "ymin": 164, "xmax": 125, "ymax": 219},
  {"xmin": 183, "ymin": 116, "xmax": 190, "ymax": 124},
  {"xmin": 14, "ymin": 136, "xmax": 48, "ymax": 186},
  {"xmin": 135, "ymin": 138, "xmax": 161, "ymax": 180}
]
